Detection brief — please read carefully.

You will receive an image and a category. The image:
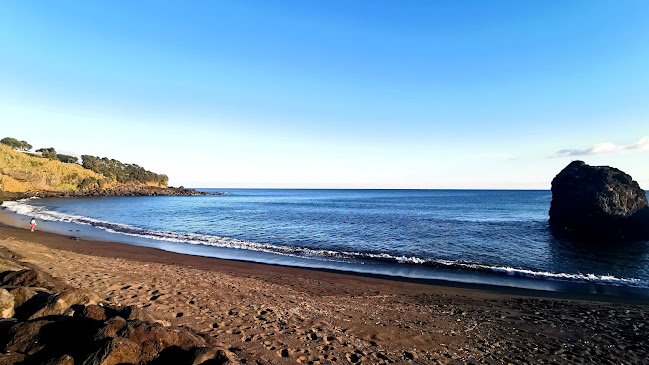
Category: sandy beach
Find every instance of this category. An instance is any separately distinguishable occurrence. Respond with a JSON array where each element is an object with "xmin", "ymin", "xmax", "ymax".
[
  {"xmin": 0, "ymin": 223, "xmax": 648, "ymax": 364},
  {"xmin": 3, "ymin": 1, "xmax": 649, "ymax": 363}
]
